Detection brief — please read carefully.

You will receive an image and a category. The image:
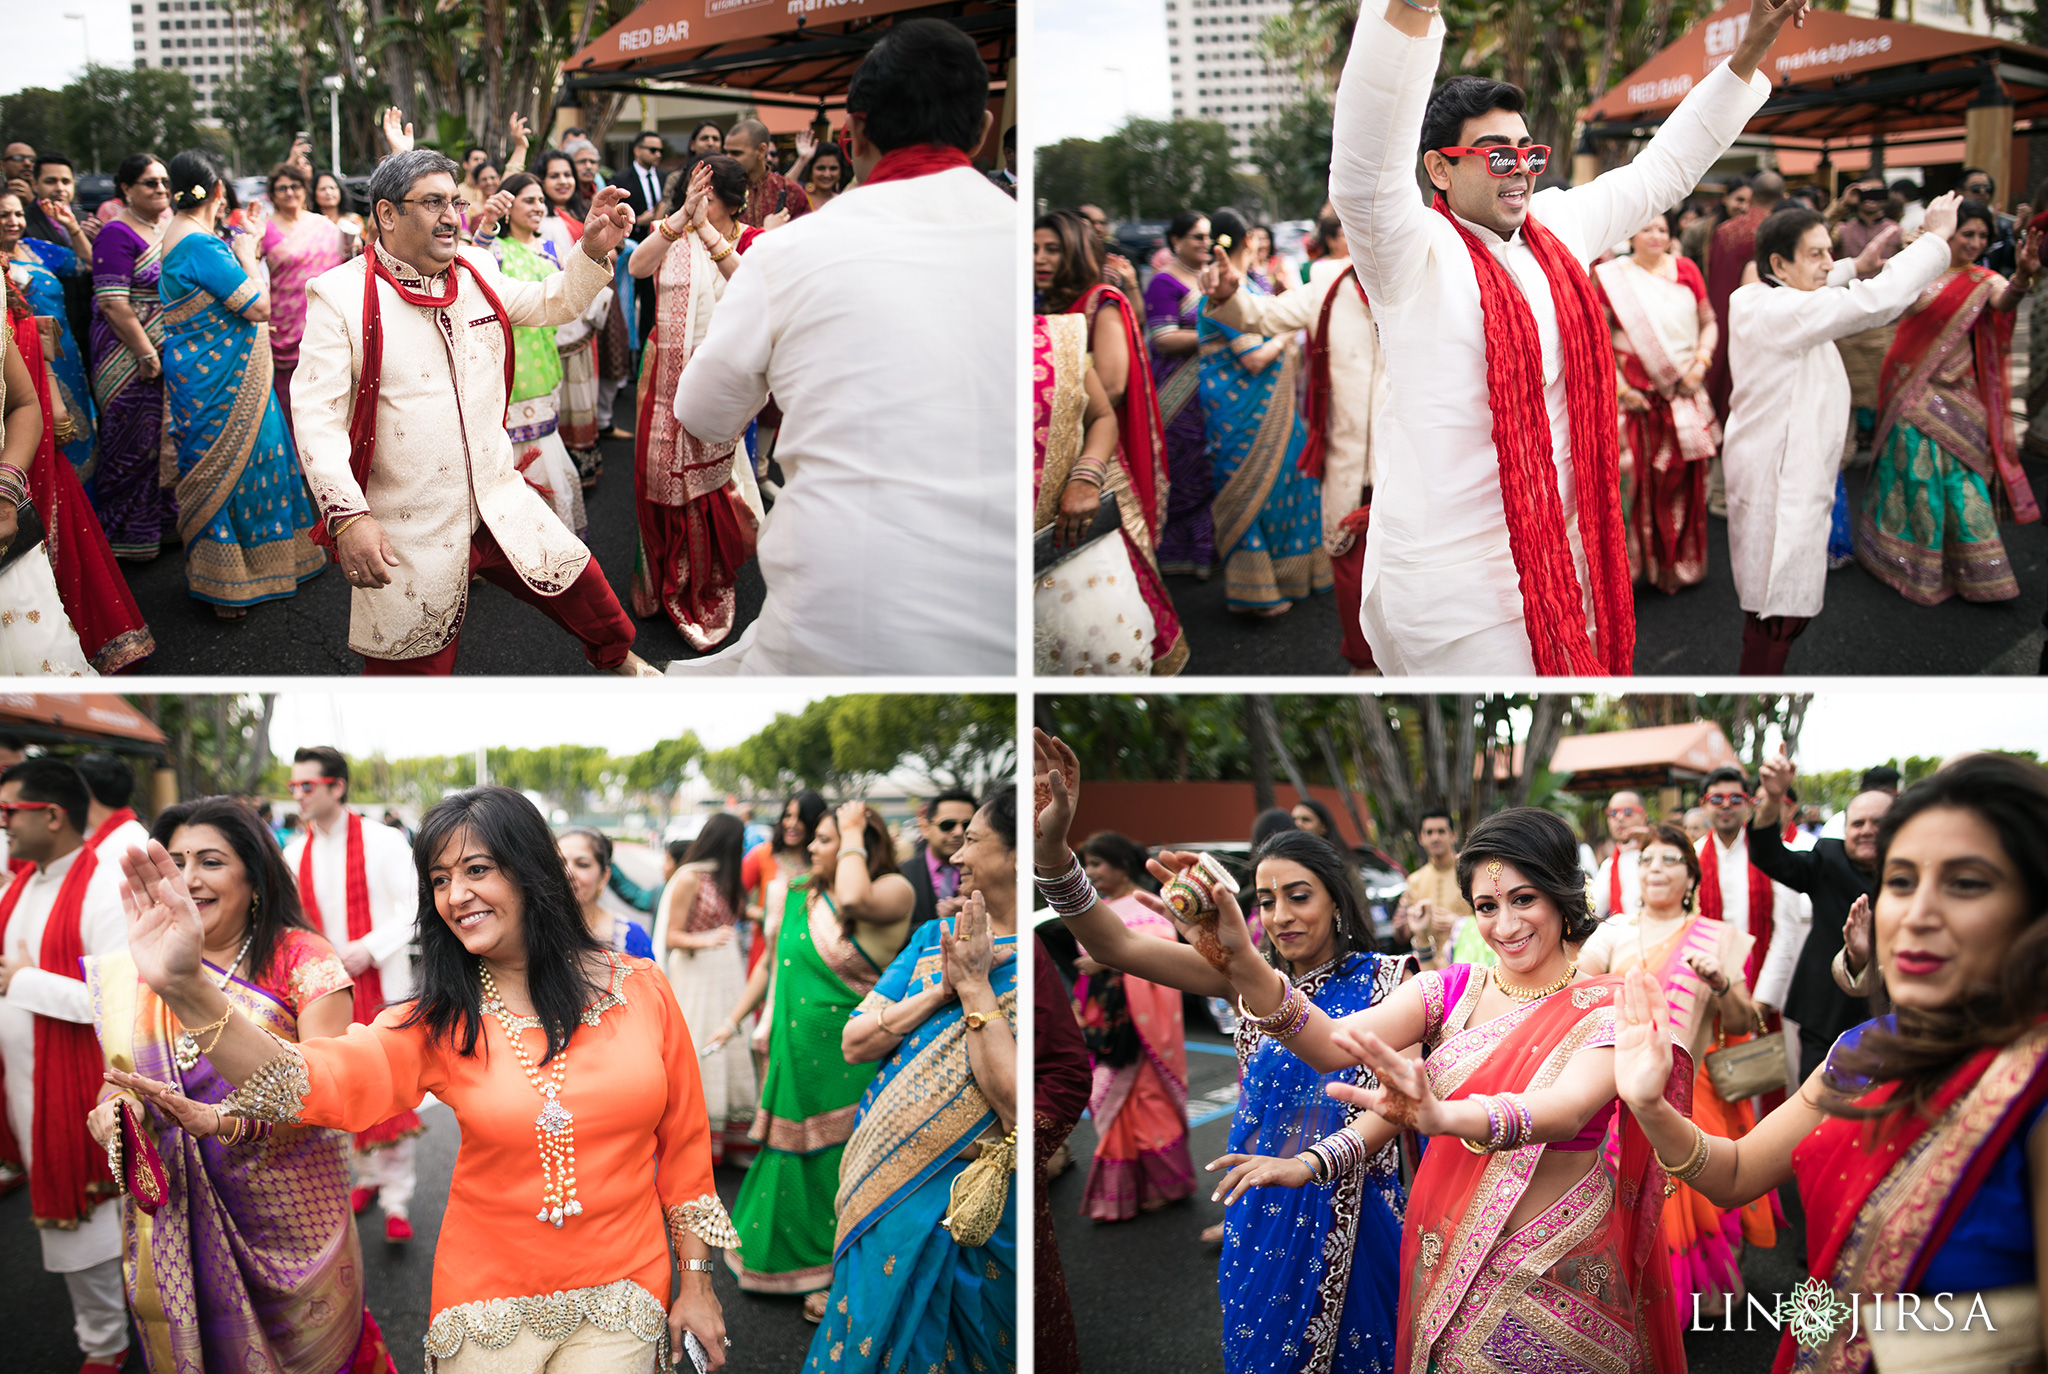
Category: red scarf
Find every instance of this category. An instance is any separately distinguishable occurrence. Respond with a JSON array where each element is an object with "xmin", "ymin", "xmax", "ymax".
[
  {"xmin": 1069, "ymin": 284, "xmax": 1167, "ymax": 540},
  {"xmin": 86, "ymin": 808, "xmax": 137, "ymax": 852},
  {"xmin": 0, "ymin": 848, "xmax": 115, "ymax": 1225},
  {"xmin": 298, "ymin": 813, "xmax": 381, "ymax": 1024},
  {"xmin": 1607, "ymin": 848, "xmax": 1630, "ymax": 915},
  {"xmin": 1432, "ymin": 194, "xmax": 1632, "ymax": 675},
  {"xmin": 329, "ymin": 248, "xmax": 515, "ymax": 547},
  {"xmin": 861, "ymin": 144, "xmax": 975, "ymax": 186},
  {"xmin": 1695, "ymin": 832, "xmax": 1776, "ymax": 990},
  {"xmin": 1299, "ymin": 264, "xmax": 1368, "ymax": 482}
]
